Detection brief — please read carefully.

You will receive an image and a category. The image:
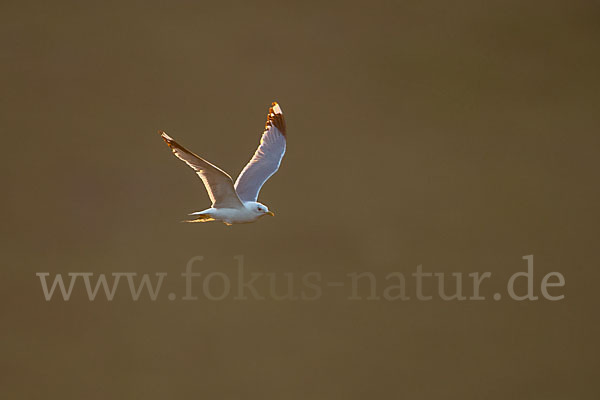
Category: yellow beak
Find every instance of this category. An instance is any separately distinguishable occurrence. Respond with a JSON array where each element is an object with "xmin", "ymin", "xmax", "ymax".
[{"xmin": 266, "ymin": 211, "xmax": 275, "ymax": 216}]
